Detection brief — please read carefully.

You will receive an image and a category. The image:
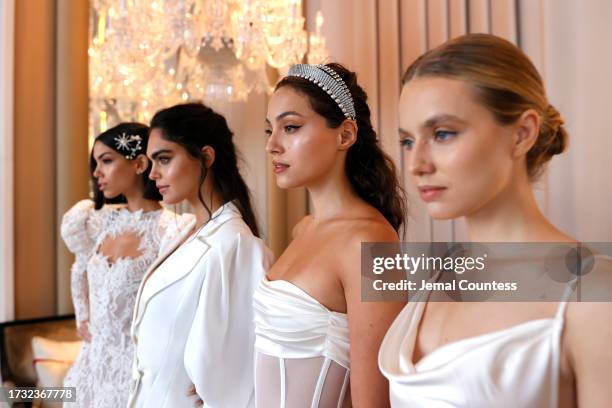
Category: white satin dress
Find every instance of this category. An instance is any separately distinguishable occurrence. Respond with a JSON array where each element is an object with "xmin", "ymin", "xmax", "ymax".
[
  {"xmin": 378, "ymin": 280, "xmax": 576, "ymax": 407},
  {"xmin": 253, "ymin": 277, "xmax": 352, "ymax": 408}
]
